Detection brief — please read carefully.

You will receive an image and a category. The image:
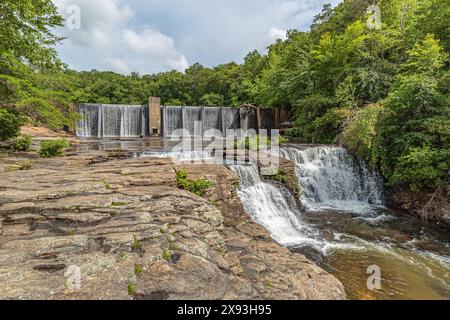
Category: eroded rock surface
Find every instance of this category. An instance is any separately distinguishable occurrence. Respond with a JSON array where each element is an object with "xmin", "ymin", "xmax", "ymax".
[{"xmin": 0, "ymin": 152, "xmax": 345, "ymax": 300}]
